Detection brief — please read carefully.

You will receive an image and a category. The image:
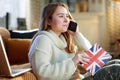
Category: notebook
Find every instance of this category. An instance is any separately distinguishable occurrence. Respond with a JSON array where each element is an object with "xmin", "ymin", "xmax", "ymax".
[
  {"xmin": 0, "ymin": 35, "xmax": 31, "ymax": 77},
  {"xmin": 82, "ymin": 43, "xmax": 112, "ymax": 75}
]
